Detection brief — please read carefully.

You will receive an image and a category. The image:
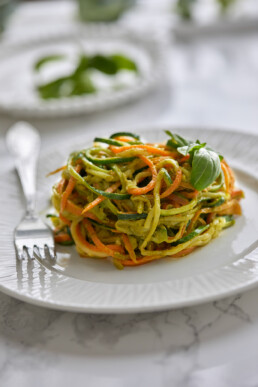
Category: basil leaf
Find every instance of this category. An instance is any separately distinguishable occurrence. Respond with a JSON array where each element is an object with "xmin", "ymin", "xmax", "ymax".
[
  {"xmin": 176, "ymin": 145, "xmax": 188, "ymax": 156},
  {"xmin": 177, "ymin": 142, "xmax": 206, "ymax": 156},
  {"xmin": 190, "ymin": 148, "xmax": 221, "ymax": 190},
  {"xmin": 37, "ymin": 64, "xmax": 96, "ymax": 99},
  {"xmin": 37, "ymin": 76, "xmax": 72, "ymax": 99},
  {"xmin": 166, "ymin": 131, "xmax": 224, "ymax": 162},
  {"xmin": 35, "ymin": 52, "xmax": 137, "ymax": 100},
  {"xmin": 165, "ymin": 131, "xmax": 189, "ymax": 149},
  {"xmin": 73, "ymin": 55, "xmax": 89, "ymax": 75},
  {"xmin": 34, "ymin": 55, "xmax": 65, "ymax": 71},
  {"xmin": 111, "ymin": 54, "xmax": 138, "ymax": 72},
  {"xmin": 37, "ymin": 74, "xmax": 95, "ymax": 99},
  {"xmin": 88, "ymin": 55, "xmax": 118, "ymax": 75},
  {"xmin": 206, "ymin": 145, "xmax": 224, "ymax": 161},
  {"xmin": 69, "ymin": 73, "xmax": 96, "ymax": 96},
  {"xmin": 88, "ymin": 54, "xmax": 137, "ymax": 75}
]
